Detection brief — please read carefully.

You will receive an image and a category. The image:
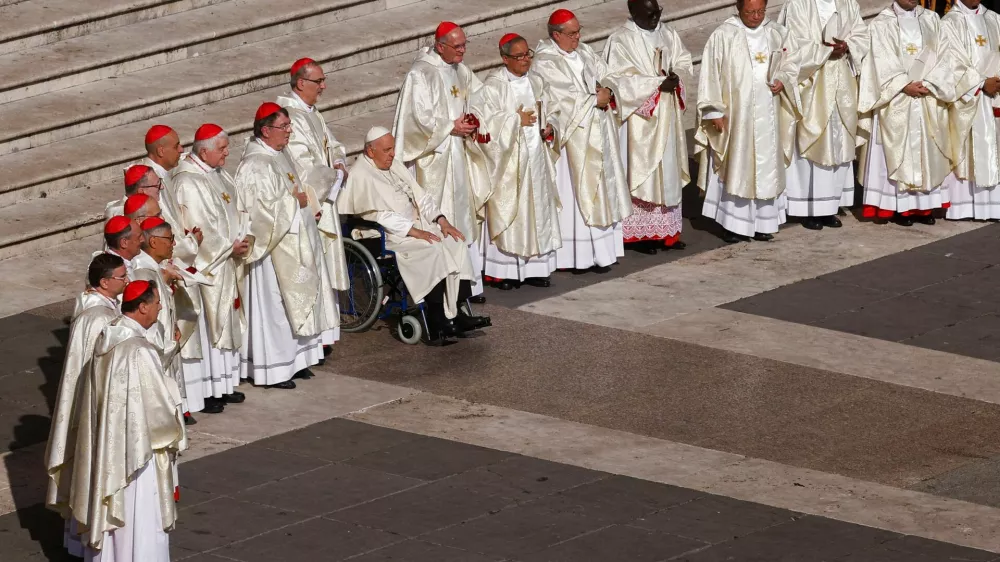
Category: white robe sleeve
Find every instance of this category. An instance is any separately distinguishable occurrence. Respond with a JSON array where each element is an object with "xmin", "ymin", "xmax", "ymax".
[{"xmin": 372, "ymin": 211, "xmax": 413, "ymax": 237}]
